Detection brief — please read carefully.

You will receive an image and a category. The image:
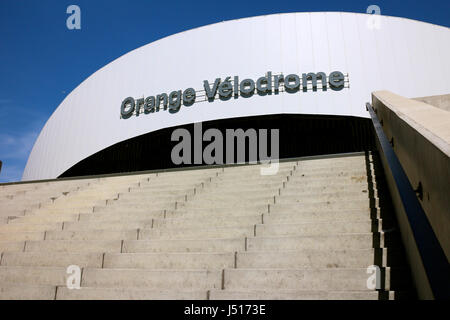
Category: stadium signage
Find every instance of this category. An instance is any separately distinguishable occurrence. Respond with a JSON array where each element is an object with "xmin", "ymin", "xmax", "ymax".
[{"xmin": 120, "ymin": 71, "xmax": 346, "ymax": 119}]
